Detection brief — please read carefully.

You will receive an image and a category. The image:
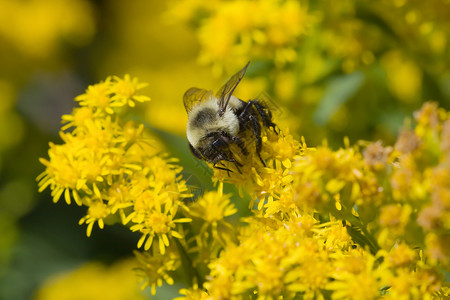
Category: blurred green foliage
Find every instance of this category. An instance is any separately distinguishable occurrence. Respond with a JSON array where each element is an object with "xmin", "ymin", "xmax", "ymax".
[{"xmin": 0, "ymin": 0, "xmax": 448, "ymax": 299}]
